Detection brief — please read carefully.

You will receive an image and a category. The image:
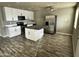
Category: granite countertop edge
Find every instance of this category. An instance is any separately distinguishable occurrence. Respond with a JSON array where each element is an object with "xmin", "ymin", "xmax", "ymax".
[{"xmin": 25, "ymin": 25, "xmax": 44, "ymax": 30}]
